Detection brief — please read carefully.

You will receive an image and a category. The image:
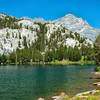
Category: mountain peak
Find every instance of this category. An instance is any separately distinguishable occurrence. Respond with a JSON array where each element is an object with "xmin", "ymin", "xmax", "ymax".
[
  {"xmin": 65, "ymin": 14, "xmax": 75, "ymax": 17},
  {"xmin": 53, "ymin": 14, "xmax": 100, "ymax": 41},
  {"xmin": 33, "ymin": 18, "xmax": 46, "ymax": 23},
  {"xmin": 21, "ymin": 16, "xmax": 33, "ymax": 21}
]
